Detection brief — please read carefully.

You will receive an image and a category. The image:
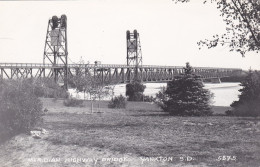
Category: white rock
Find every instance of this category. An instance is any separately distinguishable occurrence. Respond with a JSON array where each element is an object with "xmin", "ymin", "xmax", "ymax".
[
  {"xmin": 32, "ymin": 134, "xmax": 41, "ymax": 139},
  {"xmin": 41, "ymin": 128, "xmax": 48, "ymax": 134}
]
